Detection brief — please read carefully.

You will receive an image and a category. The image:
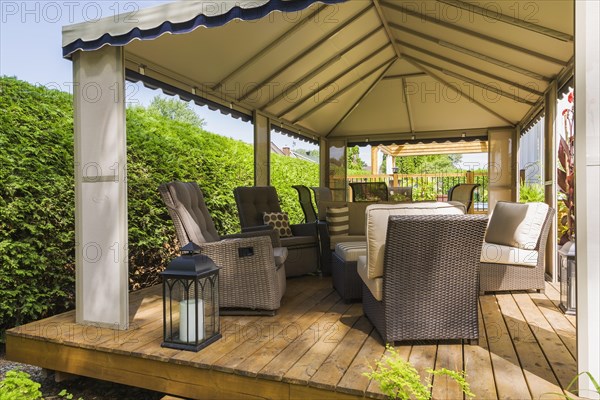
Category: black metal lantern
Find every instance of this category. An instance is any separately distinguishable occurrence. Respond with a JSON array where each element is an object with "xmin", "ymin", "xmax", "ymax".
[
  {"xmin": 160, "ymin": 242, "xmax": 221, "ymax": 351},
  {"xmin": 558, "ymin": 241, "xmax": 576, "ymax": 315}
]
